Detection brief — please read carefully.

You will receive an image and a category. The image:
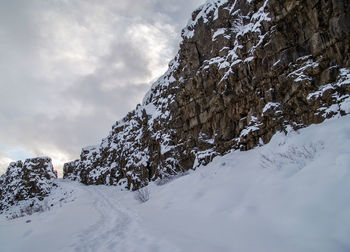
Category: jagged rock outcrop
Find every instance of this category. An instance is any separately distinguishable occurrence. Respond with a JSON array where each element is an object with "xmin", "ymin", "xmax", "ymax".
[
  {"xmin": 64, "ymin": 0, "xmax": 350, "ymax": 190},
  {"xmin": 0, "ymin": 157, "xmax": 58, "ymax": 213}
]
